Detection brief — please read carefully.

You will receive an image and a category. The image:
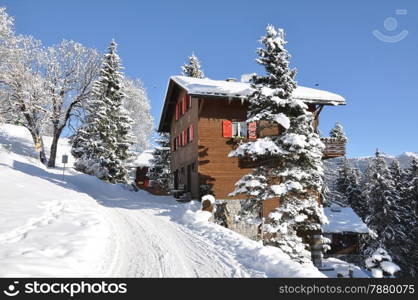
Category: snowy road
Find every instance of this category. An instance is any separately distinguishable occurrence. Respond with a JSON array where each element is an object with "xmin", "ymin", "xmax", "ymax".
[{"xmin": 100, "ymin": 203, "xmax": 253, "ymax": 277}]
